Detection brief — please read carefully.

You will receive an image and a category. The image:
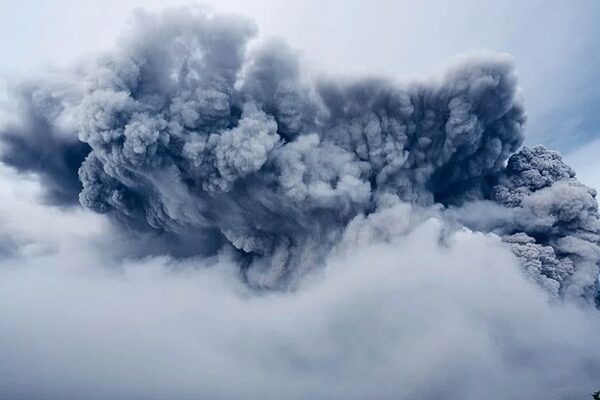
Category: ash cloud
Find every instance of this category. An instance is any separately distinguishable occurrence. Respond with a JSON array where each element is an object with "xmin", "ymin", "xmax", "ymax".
[
  {"xmin": 1, "ymin": 7, "xmax": 600, "ymax": 398},
  {"xmin": 1, "ymin": 8, "xmax": 598, "ymax": 299},
  {"xmin": 0, "ymin": 79, "xmax": 90, "ymax": 204},
  {"xmin": 5, "ymin": 9, "xmax": 530, "ymax": 287},
  {"xmin": 451, "ymin": 146, "xmax": 600, "ymax": 303}
]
